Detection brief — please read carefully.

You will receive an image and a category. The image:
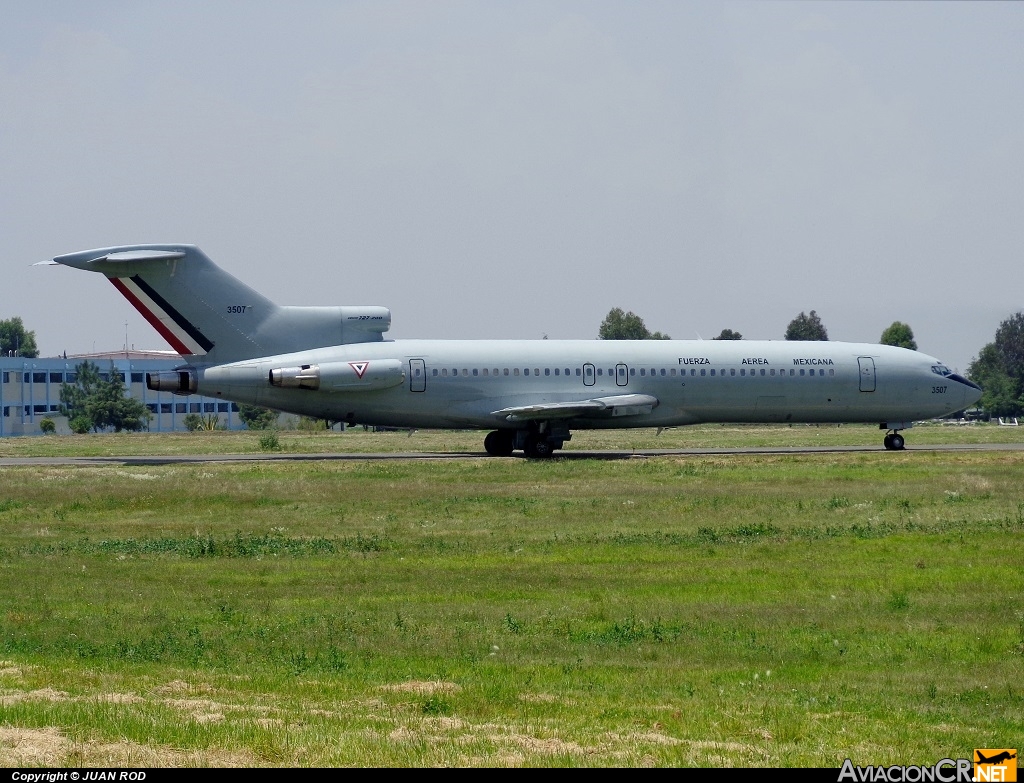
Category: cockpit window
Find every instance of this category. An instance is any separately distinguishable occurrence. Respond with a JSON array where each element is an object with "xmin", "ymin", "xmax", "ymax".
[{"xmin": 931, "ymin": 364, "xmax": 952, "ymax": 377}]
